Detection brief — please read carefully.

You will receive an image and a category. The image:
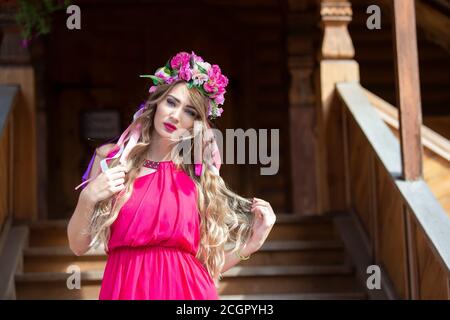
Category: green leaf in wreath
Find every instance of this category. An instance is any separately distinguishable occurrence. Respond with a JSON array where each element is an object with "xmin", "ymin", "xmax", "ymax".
[
  {"xmin": 195, "ymin": 62, "xmax": 207, "ymax": 74},
  {"xmin": 149, "ymin": 75, "xmax": 164, "ymax": 85}
]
